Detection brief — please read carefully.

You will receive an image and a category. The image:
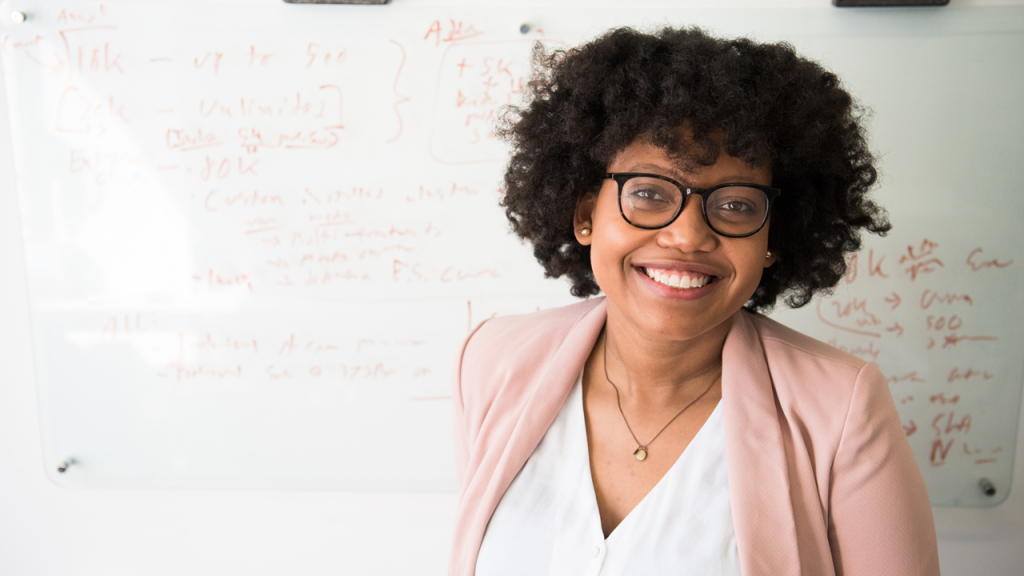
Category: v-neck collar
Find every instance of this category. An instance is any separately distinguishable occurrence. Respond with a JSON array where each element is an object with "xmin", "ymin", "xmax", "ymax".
[{"xmin": 572, "ymin": 377, "xmax": 725, "ymax": 542}]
